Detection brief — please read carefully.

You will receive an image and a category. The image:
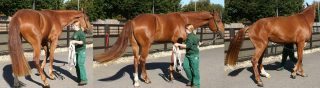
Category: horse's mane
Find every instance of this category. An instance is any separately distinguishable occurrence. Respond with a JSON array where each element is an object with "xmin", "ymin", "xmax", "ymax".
[{"xmin": 178, "ymin": 11, "xmax": 213, "ymax": 20}]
